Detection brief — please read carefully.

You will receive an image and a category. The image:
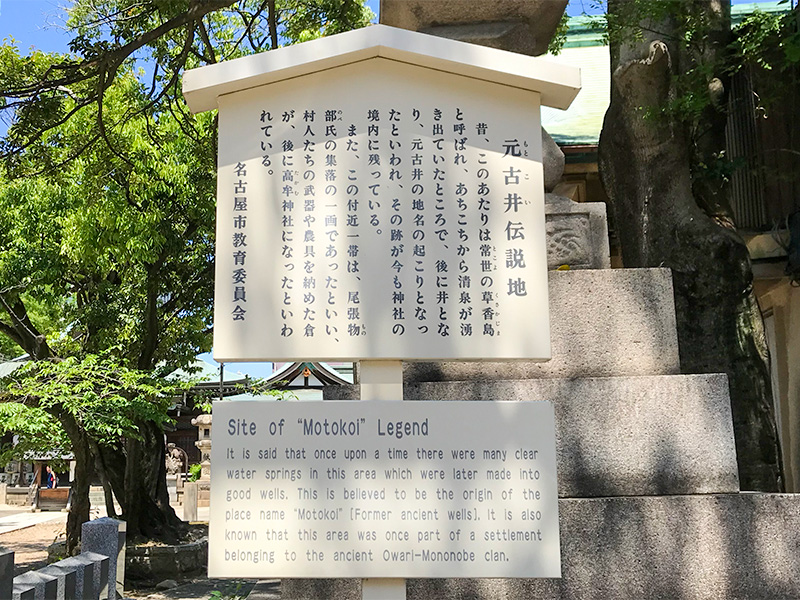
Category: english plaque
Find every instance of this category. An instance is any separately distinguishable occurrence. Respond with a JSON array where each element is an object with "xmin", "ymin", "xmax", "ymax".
[{"xmin": 209, "ymin": 400, "xmax": 560, "ymax": 578}]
